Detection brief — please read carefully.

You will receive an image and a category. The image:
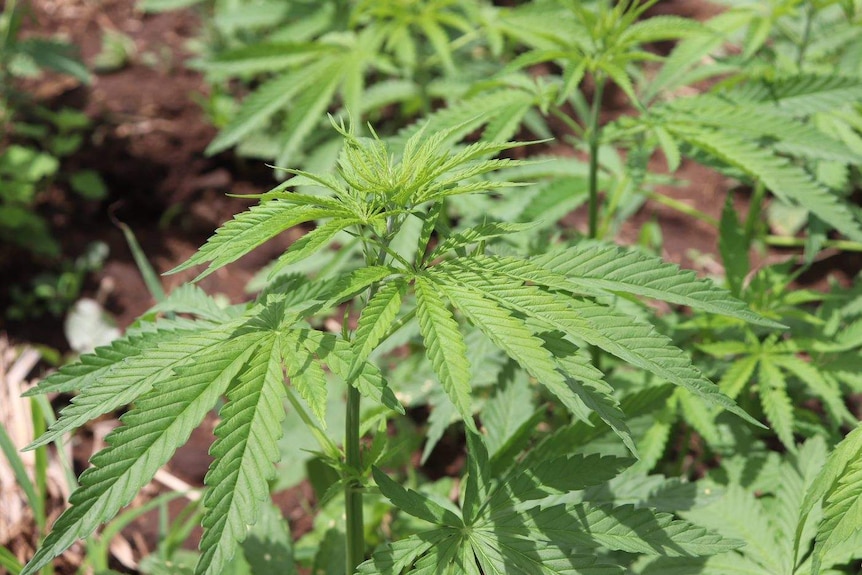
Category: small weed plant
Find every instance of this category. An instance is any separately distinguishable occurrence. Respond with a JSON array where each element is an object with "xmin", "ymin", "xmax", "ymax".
[
  {"xmin": 19, "ymin": 119, "xmax": 862, "ymax": 575},
  {"xmin": 11, "ymin": 1, "xmax": 862, "ymax": 574}
]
